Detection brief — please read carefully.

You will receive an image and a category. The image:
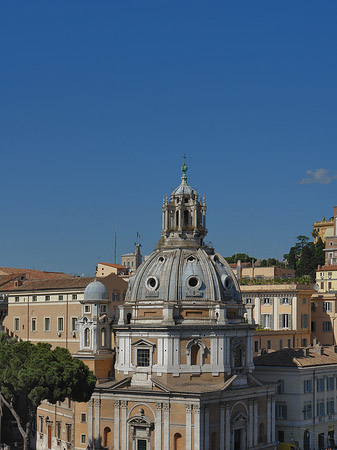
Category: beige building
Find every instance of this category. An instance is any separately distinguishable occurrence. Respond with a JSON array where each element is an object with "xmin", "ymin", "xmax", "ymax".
[
  {"xmin": 313, "ymin": 215, "xmax": 334, "ymax": 244},
  {"xmin": 96, "ymin": 262, "xmax": 129, "ymax": 277},
  {"xmin": 255, "ymin": 344, "xmax": 337, "ymax": 450},
  {"xmin": 233, "ymin": 265, "xmax": 295, "ymax": 281},
  {"xmin": 36, "ymin": 165, "xmax": 277, "ymax": 450},
  {"xmin": 121, "ymin": 243, "xmax": 143, "ymax": 273},
  {"xmin": 0, "ymin": 273, "xmax": 127, "ymax": 353},
  {"xmin": 241, "ymin": 284, "xmax": 313, "ymax": 354}
]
